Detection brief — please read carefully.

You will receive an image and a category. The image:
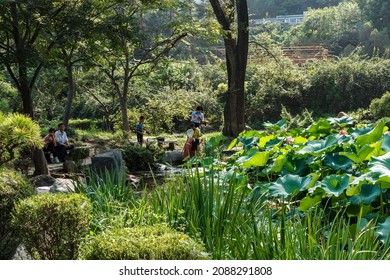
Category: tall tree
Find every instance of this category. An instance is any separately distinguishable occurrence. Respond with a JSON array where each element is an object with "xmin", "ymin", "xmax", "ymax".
[
  {"xmin": 209, "ymin": 0, "xmax": 249, "ymax": 137},
  {"xmin": 94, "ymin": 0, "xmax": 190, "ymax": 132}
]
